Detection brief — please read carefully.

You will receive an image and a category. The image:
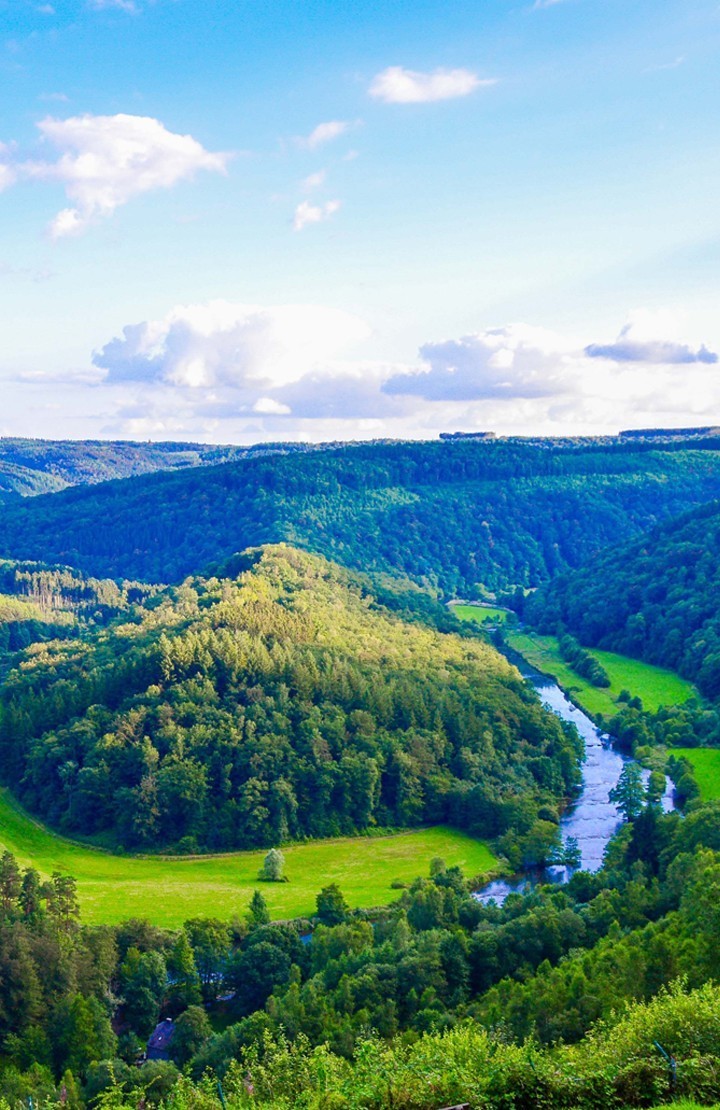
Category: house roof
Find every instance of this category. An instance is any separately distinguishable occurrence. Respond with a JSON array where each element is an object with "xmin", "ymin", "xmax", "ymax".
[{"xmin": 147, "ymin": 1019, "xmax": 175, "ymax": 1051}]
